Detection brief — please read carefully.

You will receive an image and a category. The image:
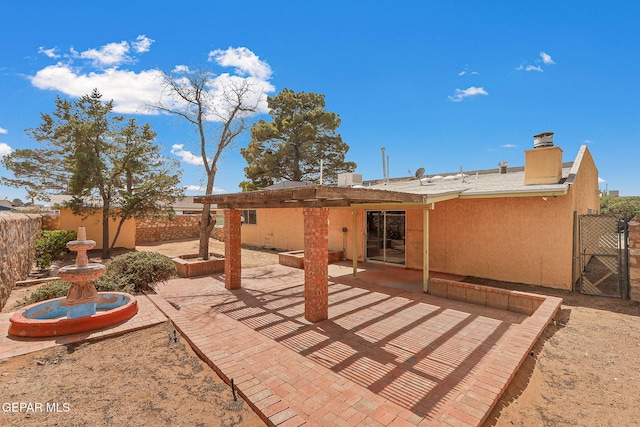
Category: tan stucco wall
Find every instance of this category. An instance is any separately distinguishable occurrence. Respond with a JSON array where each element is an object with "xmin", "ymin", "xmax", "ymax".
[
  {"xmin": 241, "ymin": 208, "xmax": 365, "ymax": 261},
  {"xmin": 59, "ymin": 208, "xmax": 136, "ymax": 249},
  {"xmin": 426, "ymin": 196, "xmax": 574, "ymax": 289}
]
